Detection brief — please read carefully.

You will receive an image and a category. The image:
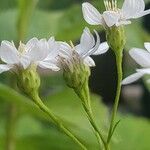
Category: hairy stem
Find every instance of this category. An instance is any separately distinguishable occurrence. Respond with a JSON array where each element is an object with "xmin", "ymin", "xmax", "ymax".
[
  {"xmin": 32, "ymin": 94, "xmax": 87, "ymax": 150},
  {"xmin": 106, "ymin": 52, "xmax": 123, "ymax": 147},
  {"xmin": 75, "ymin": 82, "xmax": 107, "ymax": 150}
]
